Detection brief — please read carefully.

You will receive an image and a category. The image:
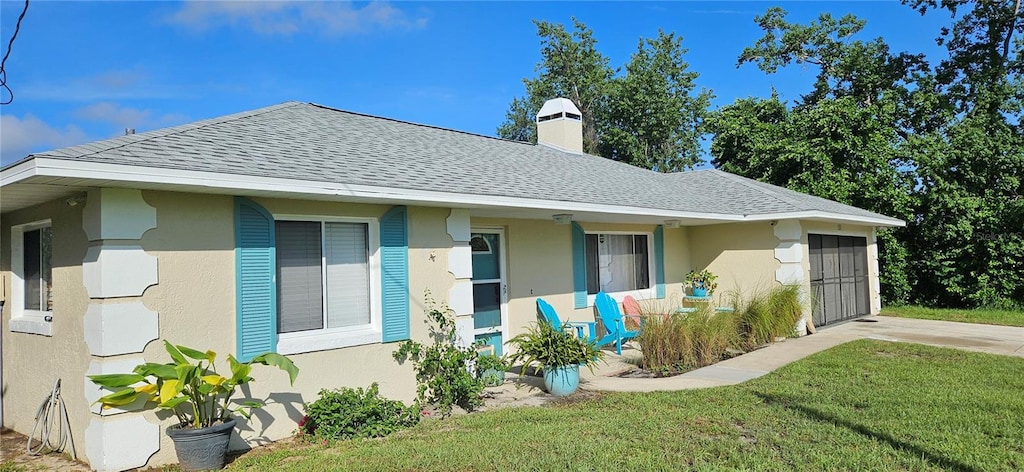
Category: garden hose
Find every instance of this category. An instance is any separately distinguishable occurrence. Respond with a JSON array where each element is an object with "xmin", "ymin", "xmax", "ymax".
[{"xmin": 27, "ymin": 378, "xmax": 77, "ymax": 460}]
